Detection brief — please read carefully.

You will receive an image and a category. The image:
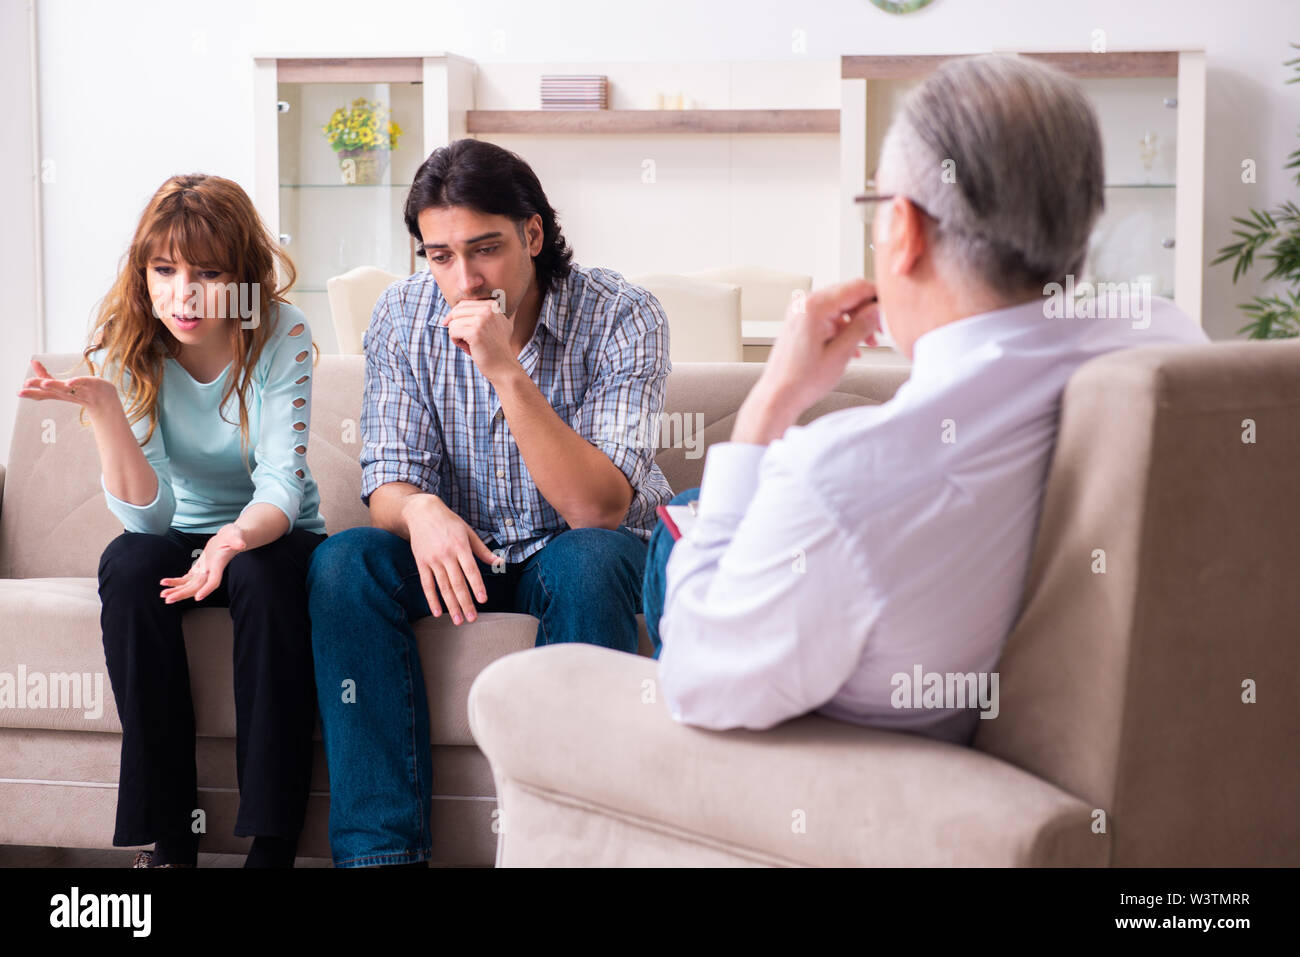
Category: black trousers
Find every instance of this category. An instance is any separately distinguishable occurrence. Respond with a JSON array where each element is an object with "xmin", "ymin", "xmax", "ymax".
[{"xmin": 97, "ymin": 526, "xmax": 327, "ymax": 848}]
